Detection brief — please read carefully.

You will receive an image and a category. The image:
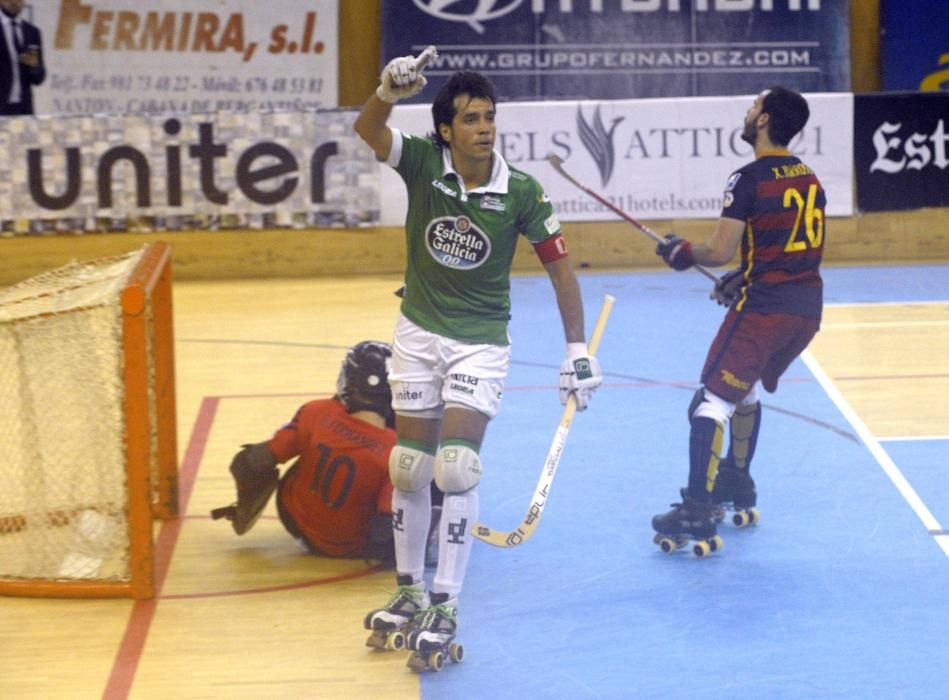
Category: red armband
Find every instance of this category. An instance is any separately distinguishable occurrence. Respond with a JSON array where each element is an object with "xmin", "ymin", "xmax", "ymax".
[{"xmin": 533, "ymin": 233, "xmax": 569, "ymax": 263}]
